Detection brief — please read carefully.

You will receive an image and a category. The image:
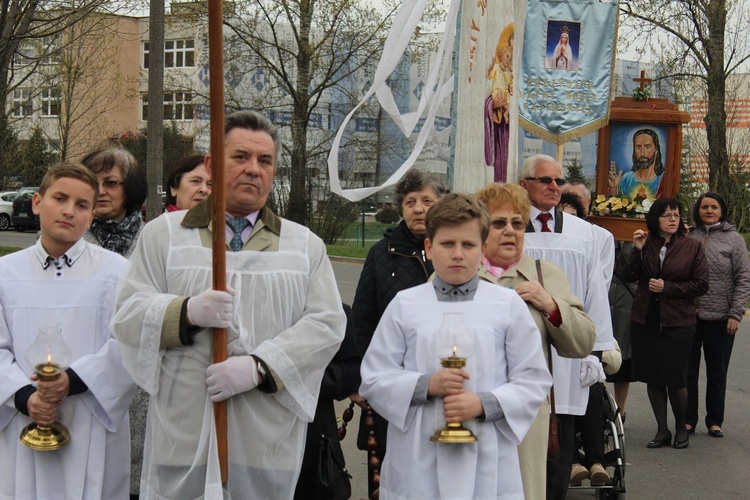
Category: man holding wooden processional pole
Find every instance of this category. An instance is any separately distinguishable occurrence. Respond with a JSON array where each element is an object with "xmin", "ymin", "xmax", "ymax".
[
  {"xmin": 111, "ymin": 5, "xmax": 344, "ymax": 497},
  {"xmin": 112, "ymin": 107, "xmax": 345, "ymax": 499}
]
